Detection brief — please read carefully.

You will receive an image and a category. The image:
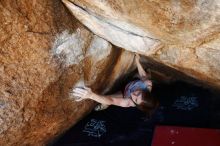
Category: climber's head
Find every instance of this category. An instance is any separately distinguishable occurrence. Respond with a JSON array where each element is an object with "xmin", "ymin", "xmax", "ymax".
[{"xmin": 130, "ymin": 80, "xmax": 158, "ymax": 115}]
